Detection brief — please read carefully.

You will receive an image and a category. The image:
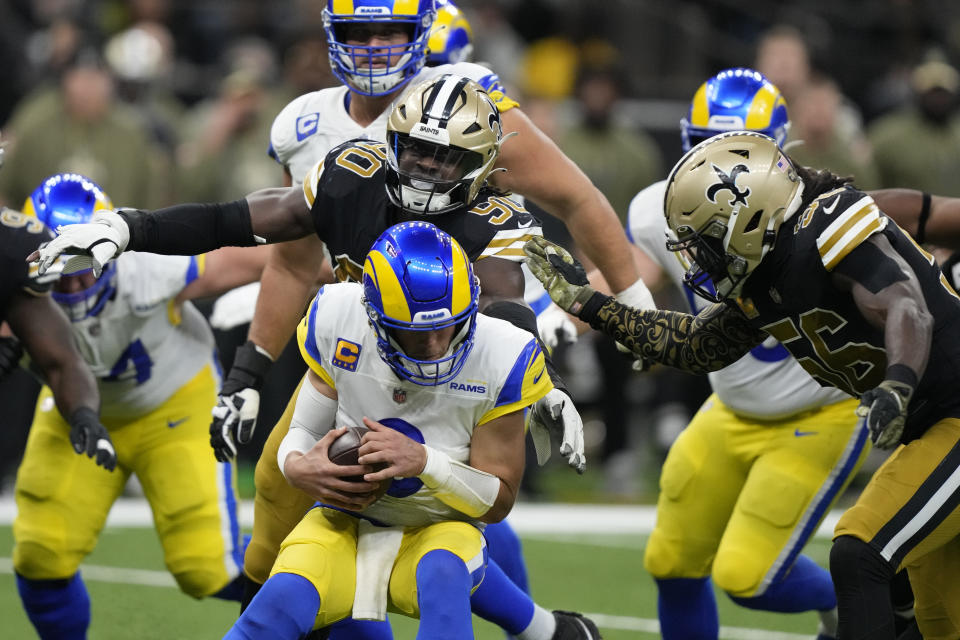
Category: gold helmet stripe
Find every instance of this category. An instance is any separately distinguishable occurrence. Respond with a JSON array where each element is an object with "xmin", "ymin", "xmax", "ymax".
[
  {"xmin": 689, "ymin": 83, "xmax": 711, "ymax": 127},
  {"xmin": 744, "ymin": 84, "xmax": 780, "ymax": 129},
  {"xmin": 450, "ymin": 240, "xmax": 472, "ymax": 315},
  {"xmin": 364, "ymin": 250, "xmax": 412, "ymax": 322}
]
